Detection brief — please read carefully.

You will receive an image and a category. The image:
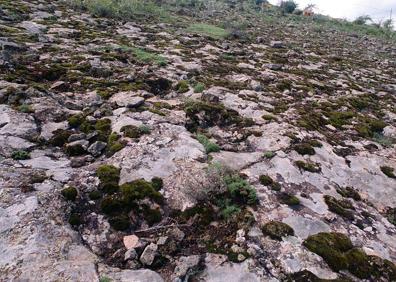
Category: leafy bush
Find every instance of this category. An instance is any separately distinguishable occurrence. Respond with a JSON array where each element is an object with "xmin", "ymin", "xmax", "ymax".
[
  {"xmin": 61, "ymin": 187, "xmax": 78, "ymax": 201},
  {"xmin": 11, "ymin": 150, "xmax": 30, "ymax": 160},
  {"xmin": 196, "ymin": 133, "xmax": 220, "ymax": 153},
  {"xmin": 280, "ymin": 0, "xmax": 297, "ymax": 14},
  {"xmin": 354, "ymin": 15, "xmax": 372, "ymax": 25},
  {"xmin": 194, "ymin": 82, "xmax": 205, "ymax": 93},
  {"xmin": 224, "ymin": 175, "xmax": 257, "ymax": 205}
]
